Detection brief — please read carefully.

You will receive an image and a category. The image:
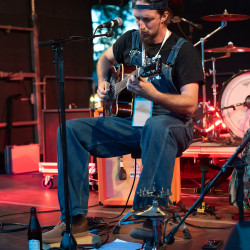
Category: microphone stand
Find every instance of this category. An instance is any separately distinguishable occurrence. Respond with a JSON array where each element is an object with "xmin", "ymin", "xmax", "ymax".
[{"xmin": 39, "ymin": 28, "xmax": 114, "ymax": 250}]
